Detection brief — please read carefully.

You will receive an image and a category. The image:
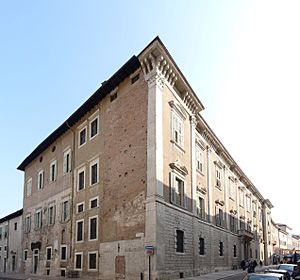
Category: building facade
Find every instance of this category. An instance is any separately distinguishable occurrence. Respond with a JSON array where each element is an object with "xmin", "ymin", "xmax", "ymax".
[
  {"xmin": 0, "ymin": 209, "xmax": 23, "ymax": 274},
  {"xmin": 18, "ymin": 37, "xmax": 275, "ymax": 279}
]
